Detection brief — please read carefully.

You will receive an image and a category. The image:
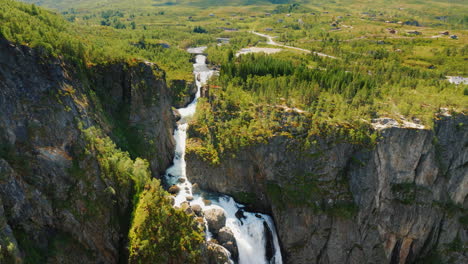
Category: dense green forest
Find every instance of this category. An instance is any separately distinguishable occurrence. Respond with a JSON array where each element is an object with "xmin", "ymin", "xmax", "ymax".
[{"xmin": 188, "ymin": 47, "xmax": 466, "ymax": 163}]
